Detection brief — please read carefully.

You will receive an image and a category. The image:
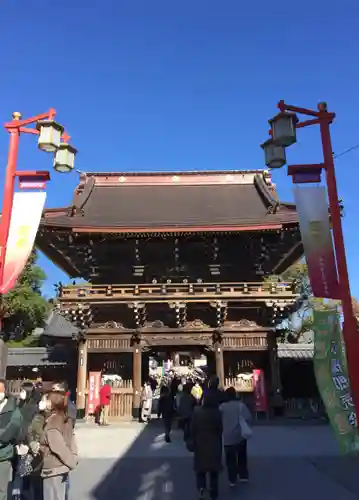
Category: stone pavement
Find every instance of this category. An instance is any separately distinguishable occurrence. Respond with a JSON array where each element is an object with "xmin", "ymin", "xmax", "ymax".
[{"xmin": 70, "ymin": 421, "xmax": 359, "ymax": 500}]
